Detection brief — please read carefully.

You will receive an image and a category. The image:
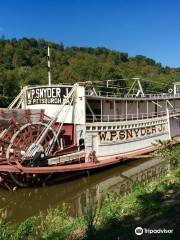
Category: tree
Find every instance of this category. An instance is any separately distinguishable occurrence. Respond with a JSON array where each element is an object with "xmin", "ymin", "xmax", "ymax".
[
  {"xmin": 12, "ymin": 49, "xmax": 29, "ymax": 67},
  {"xmin": 0, "ymin": 36, "xmax": 179, "ymax": 103},
  {"xmin": 3, "ymin": 71, "xmax": 20, "ymax": 97}
]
